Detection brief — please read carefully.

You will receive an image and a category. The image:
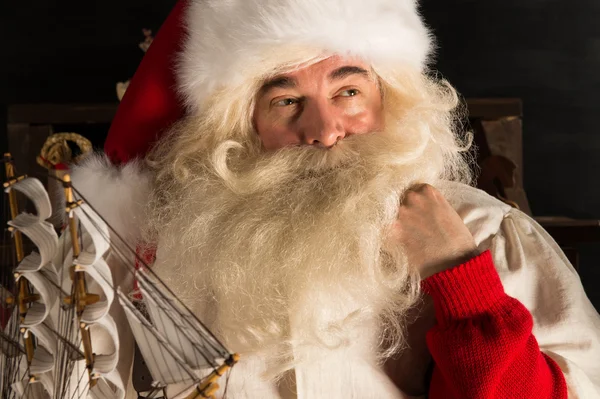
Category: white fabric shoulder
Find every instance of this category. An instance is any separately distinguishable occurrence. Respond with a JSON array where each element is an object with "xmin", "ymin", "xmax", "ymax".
[
  {"xmin": 437, "ymin": 180, "xmax": 512, "ymax": 247},
  {"xmin": 493, "ymin": 208, "xmax": 600, "ymax": 397}
]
